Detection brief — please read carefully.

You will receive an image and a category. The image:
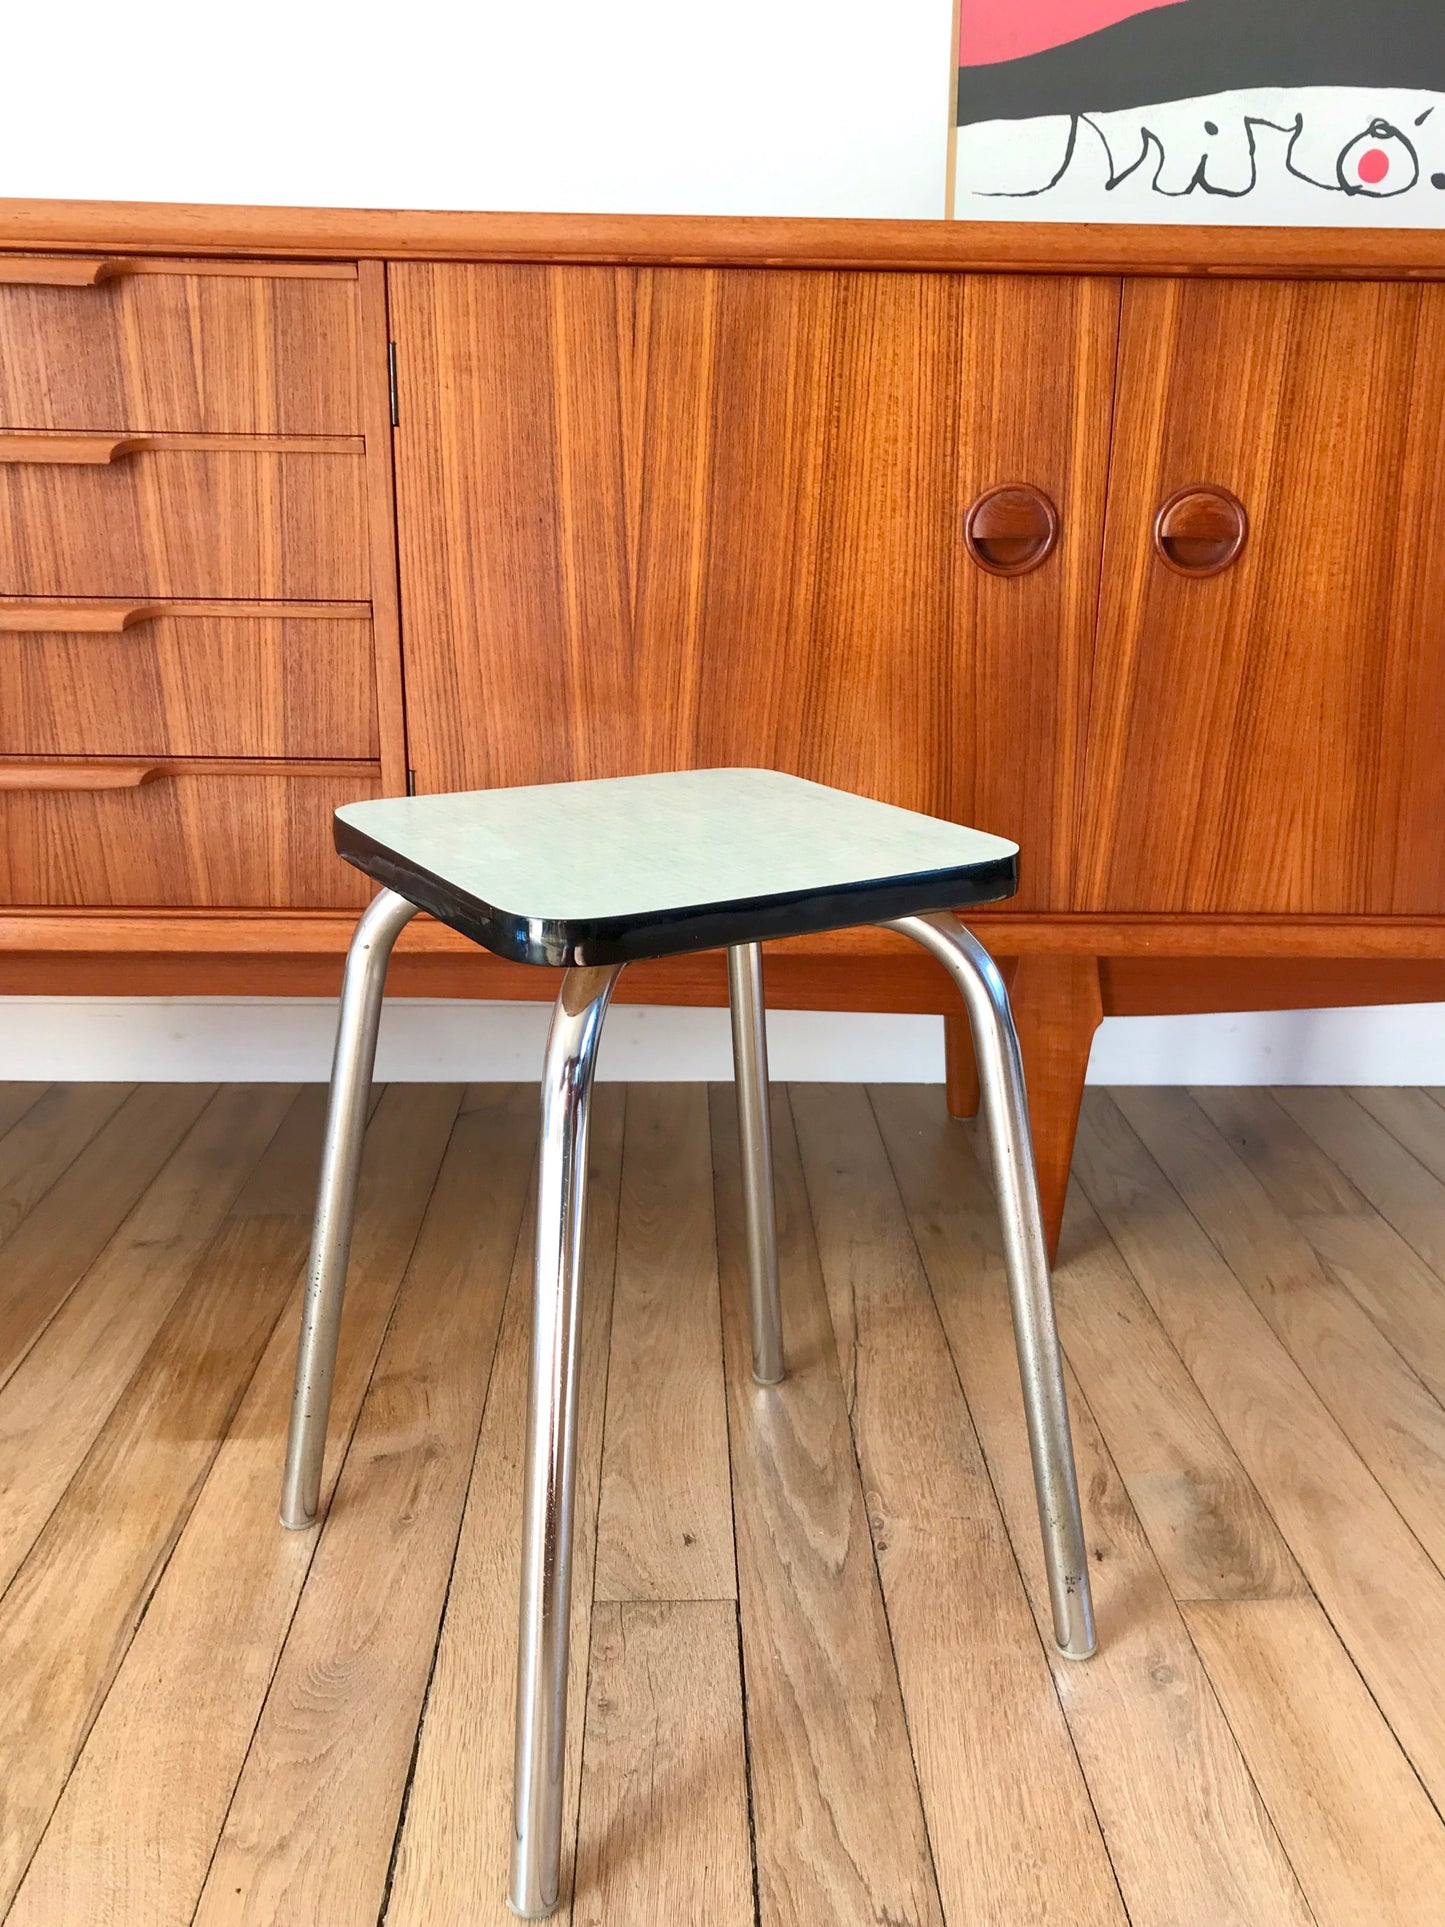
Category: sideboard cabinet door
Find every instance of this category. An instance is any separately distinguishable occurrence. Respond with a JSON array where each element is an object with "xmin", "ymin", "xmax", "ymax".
[
  {"xmin": 389, "ymin": 265, "xmax": 1117, "ymax": 912},
  {"xmin": 1080, "ymin": 277, "xmax": 1445, "ymax": 916}
]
